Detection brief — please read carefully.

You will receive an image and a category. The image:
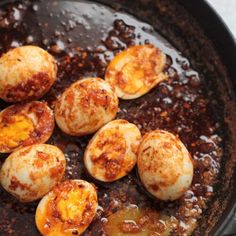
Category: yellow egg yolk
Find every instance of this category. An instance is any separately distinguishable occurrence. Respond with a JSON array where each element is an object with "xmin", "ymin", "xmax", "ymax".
[
  {"xmin": 0, "ymin": 115, "xmax": 34, "ymax": 149},
  {"xmin": 57, "ymin": 189, "xmax": 90, "ymax": 221}
]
